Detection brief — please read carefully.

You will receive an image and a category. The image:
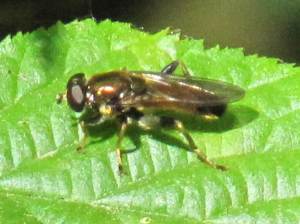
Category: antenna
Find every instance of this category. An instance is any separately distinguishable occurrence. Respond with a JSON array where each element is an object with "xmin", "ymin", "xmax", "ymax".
[{"xmin": 86, "ymin": 0, "xmax": 95, "ymax": 19}]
